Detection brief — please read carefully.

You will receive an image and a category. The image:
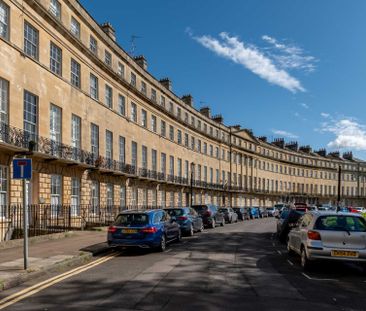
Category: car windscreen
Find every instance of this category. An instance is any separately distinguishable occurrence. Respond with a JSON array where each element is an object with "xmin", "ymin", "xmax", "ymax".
[
  {"xmin": 314, "ymin": 215, "xmax": 366, "ymax": 232},
  {"xmin": 165, "ymin": 209, "xmax": 184, "ymax": 217},
  {"xmin": 219, "ymin": 208, "xmax": 228, "ymax": 212},
  {"xmin": 114, "ymin": 214, "xmax": 149, "ymax": 226}
]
